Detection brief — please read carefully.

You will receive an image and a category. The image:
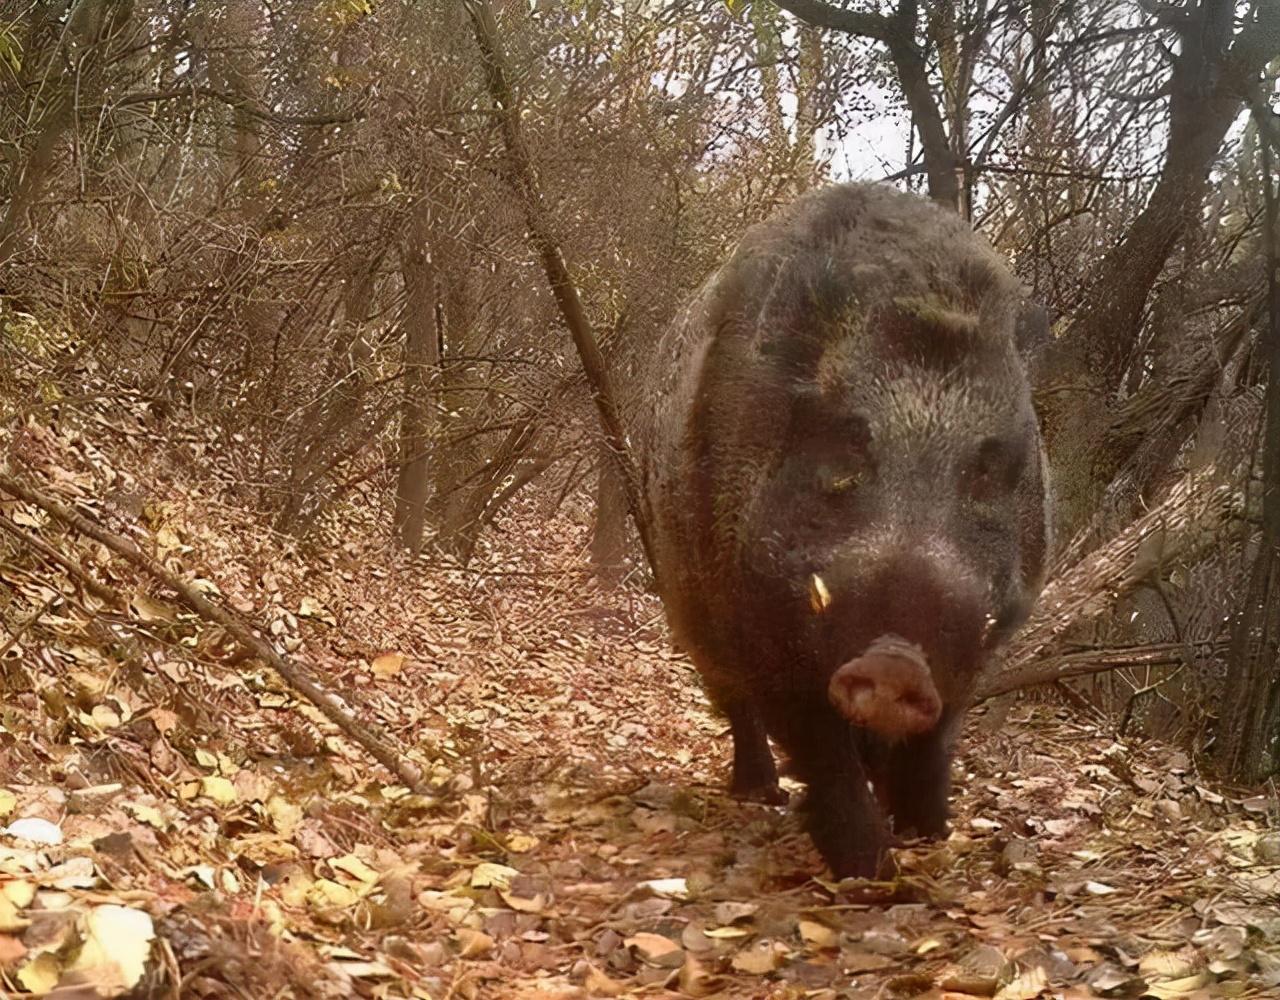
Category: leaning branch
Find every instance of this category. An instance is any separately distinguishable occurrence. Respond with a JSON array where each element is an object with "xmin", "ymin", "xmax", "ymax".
[
  {"xmin": 977, "ymin": 469, "xmax": 1239, "ymax": 699},
  {"xmin": 769, "ymin": 0, "xmax": 892, "ymax": 39},
  {"xmin": 0, "ymin": 513, "xmax": 125, "ymax": 609},
  {"xmin": 979, "ymin": 640, "xmax": 1223, "ymax": 700},
  {"xmin": 460, "ymin": 0, "xmax": 660, "ymax": 577},
  {"xmin": 0, "ymin": 473, "xmax": 431, "ymax": 796}
]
